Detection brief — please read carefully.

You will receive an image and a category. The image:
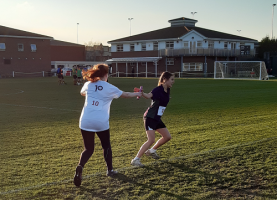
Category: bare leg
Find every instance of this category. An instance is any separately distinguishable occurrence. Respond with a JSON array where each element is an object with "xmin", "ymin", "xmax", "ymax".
[
  {"xmin": 151, "ymin": 128, "xmax": 171, "ymax": 150},
  {"xmin": 136, "ymin": 130, "xmax": 155, "ymax": 158}
]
